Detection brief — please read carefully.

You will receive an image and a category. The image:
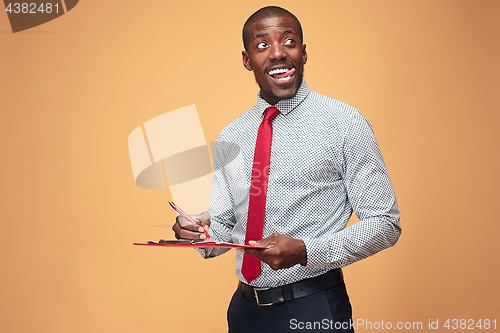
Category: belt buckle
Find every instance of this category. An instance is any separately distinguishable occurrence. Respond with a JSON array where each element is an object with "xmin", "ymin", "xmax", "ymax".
[{"xmin": 254, "ymin": 287, "xmax": 273, "ymax": 306}]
